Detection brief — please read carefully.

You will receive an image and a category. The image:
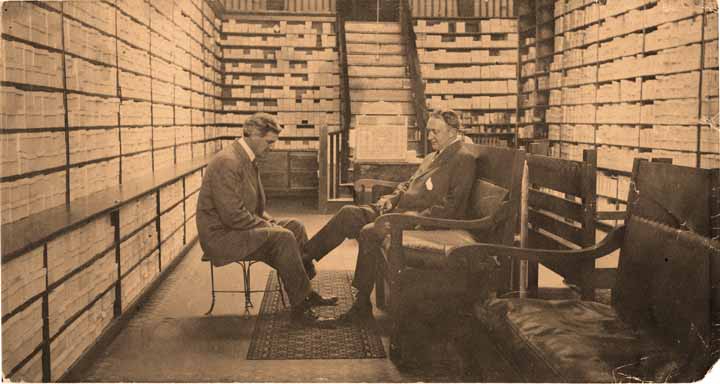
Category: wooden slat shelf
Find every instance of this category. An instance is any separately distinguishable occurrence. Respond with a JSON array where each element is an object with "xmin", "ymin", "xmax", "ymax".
[{"xmin": 1, "ymin": 155, "xmax": 211, "ymax": 263}]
